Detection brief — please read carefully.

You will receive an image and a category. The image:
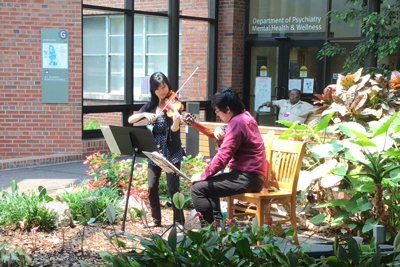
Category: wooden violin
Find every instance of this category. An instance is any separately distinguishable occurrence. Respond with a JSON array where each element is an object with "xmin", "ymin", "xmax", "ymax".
[{"xmin": 159, "ymin": 90, "xmax": 184, "ymax": 118}]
